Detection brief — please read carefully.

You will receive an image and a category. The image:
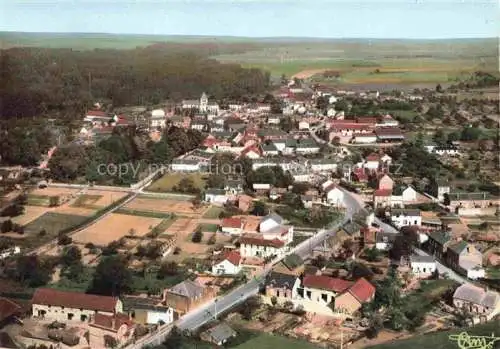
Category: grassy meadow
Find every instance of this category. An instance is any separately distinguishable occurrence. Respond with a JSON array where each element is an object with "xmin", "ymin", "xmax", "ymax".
[{"xmin": 1, "ymin": 32, "xmax": 497, "ymax": 87}]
